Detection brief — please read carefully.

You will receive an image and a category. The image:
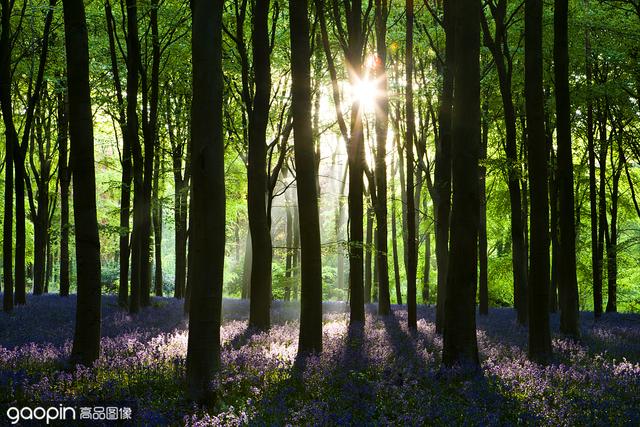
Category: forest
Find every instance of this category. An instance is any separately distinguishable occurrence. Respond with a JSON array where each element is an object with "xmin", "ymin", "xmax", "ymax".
[{"xmin": 1, "ymin": 0, "xmax": 640, "ymax": 424}]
